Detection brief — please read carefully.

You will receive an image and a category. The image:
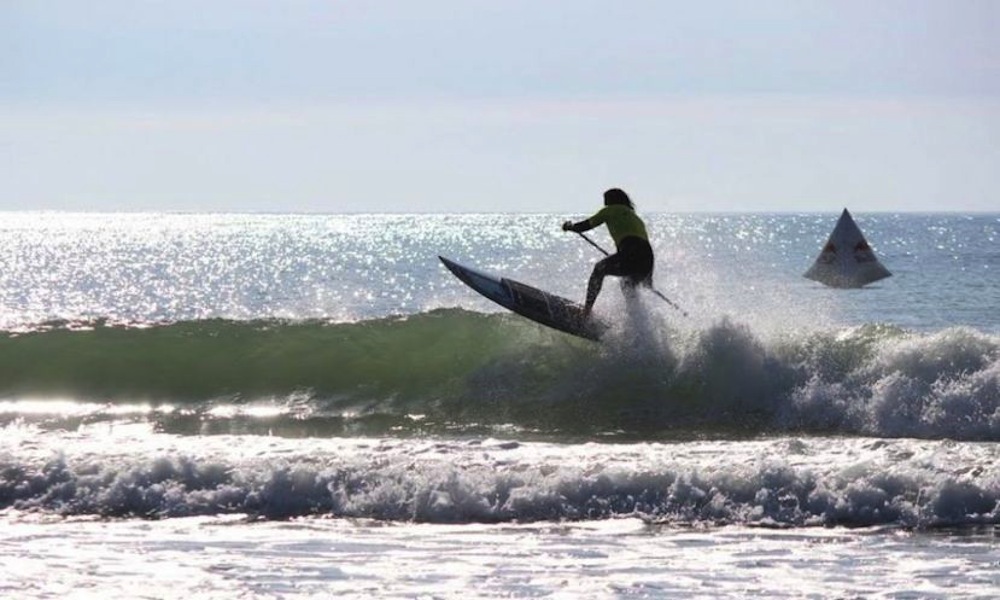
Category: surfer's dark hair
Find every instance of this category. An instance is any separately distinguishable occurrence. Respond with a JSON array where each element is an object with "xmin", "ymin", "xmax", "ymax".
[{"xmin": 603, "ymin": 188, "xmax": 634, "ymax": 209}]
